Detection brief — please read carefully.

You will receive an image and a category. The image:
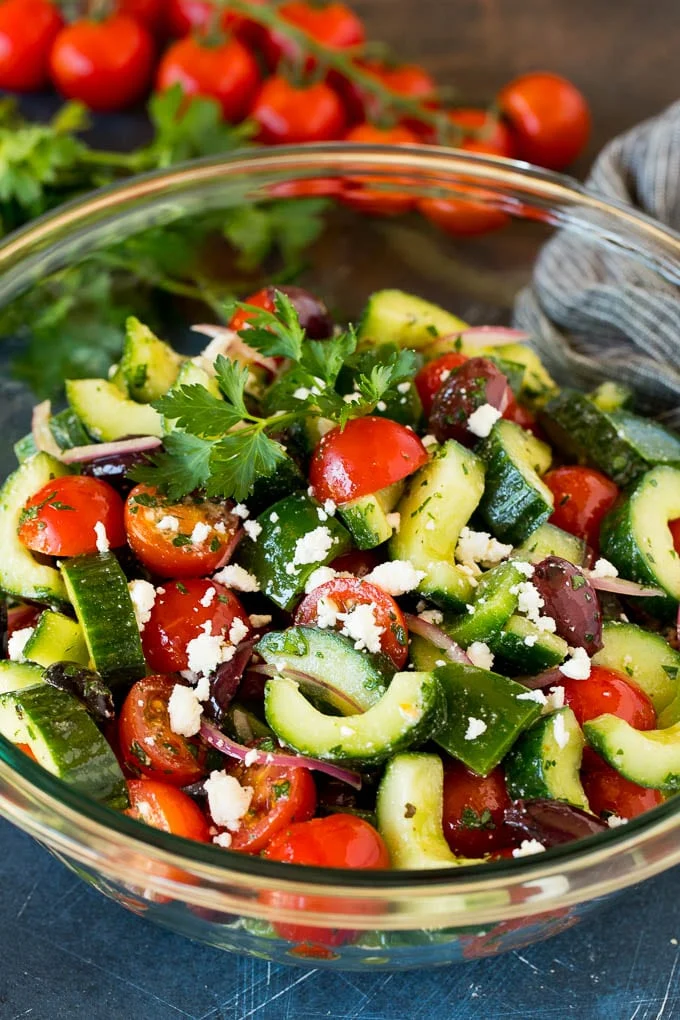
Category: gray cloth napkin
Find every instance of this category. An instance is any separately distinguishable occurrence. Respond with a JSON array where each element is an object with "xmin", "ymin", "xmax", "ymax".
[{"xmin": 513, "ymin": 100, "xmax": 680, "ymax": 425}]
